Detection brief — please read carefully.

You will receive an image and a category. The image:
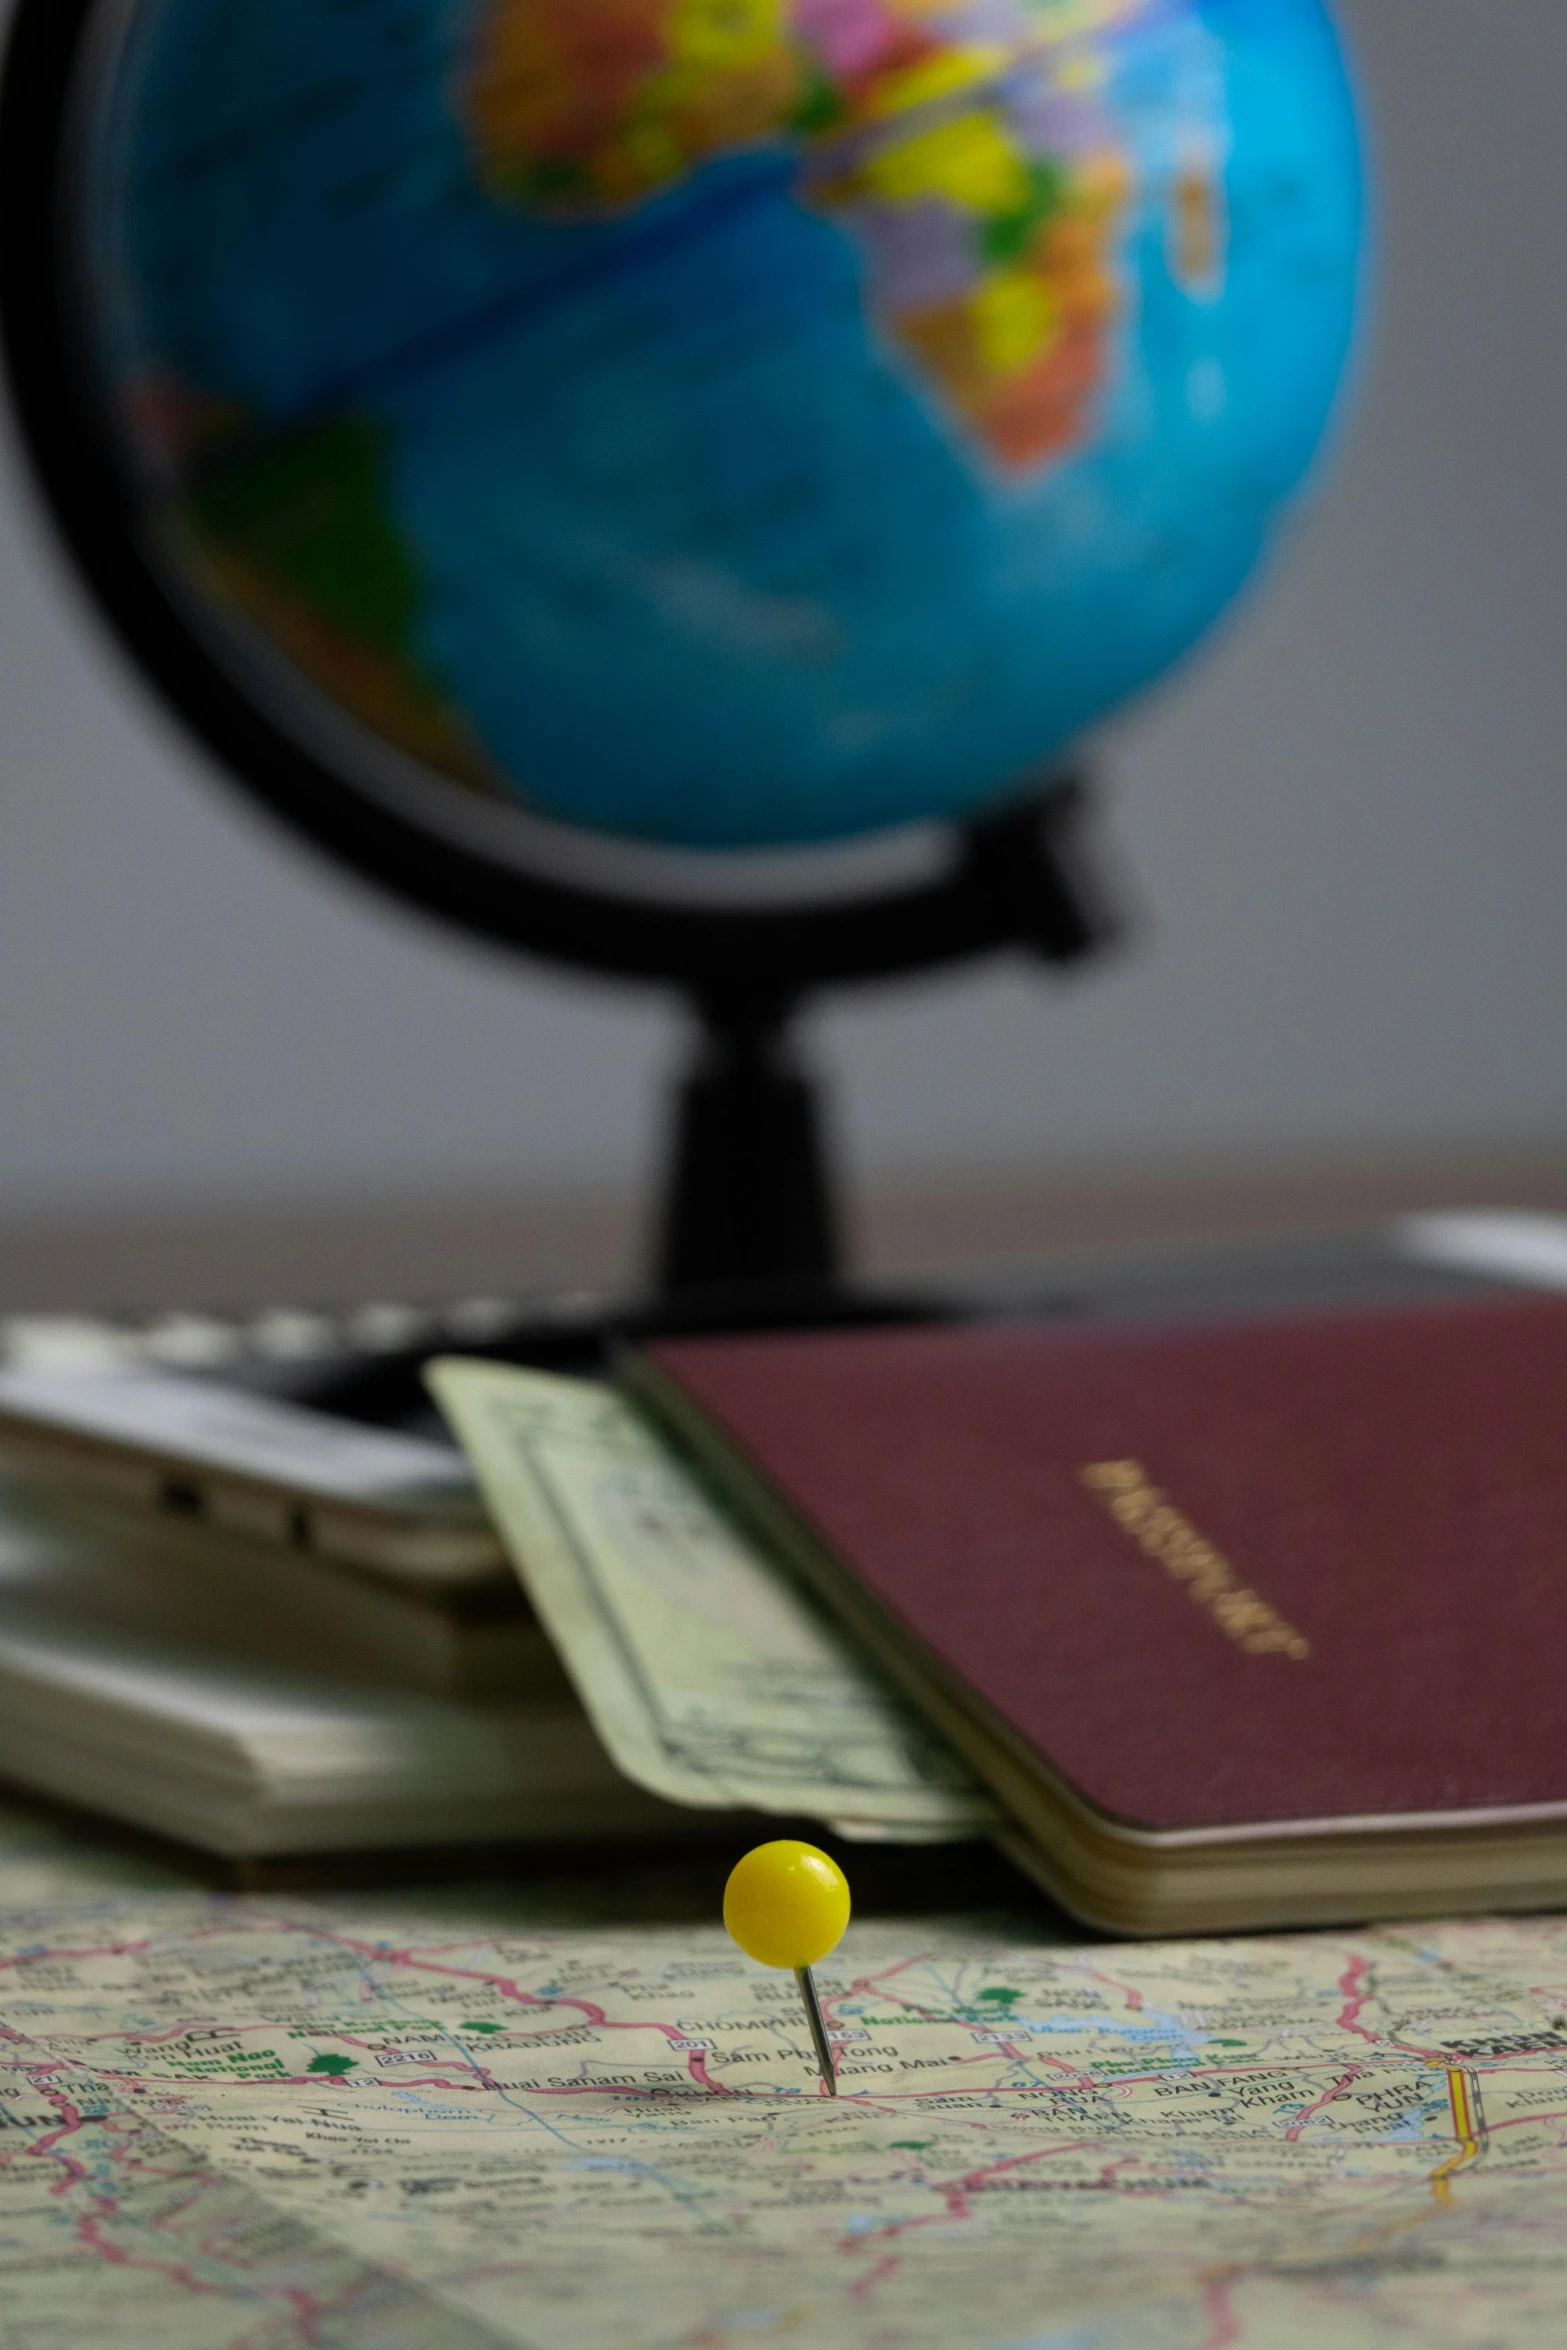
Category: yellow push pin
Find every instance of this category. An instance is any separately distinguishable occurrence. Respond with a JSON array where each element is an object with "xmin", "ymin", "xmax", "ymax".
[{"xmin": 724, "ymin": 1839, "xmax": 851, "ymax": 2096}]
